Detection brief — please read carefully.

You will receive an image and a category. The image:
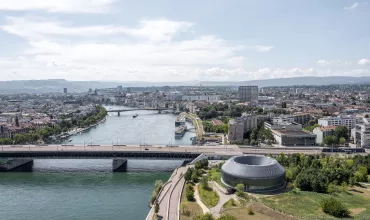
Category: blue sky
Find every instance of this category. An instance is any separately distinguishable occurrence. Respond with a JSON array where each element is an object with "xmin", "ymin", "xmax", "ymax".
[{"xmin": 0, "ymin": 0, "xmax": 369, "ymax": 81}]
